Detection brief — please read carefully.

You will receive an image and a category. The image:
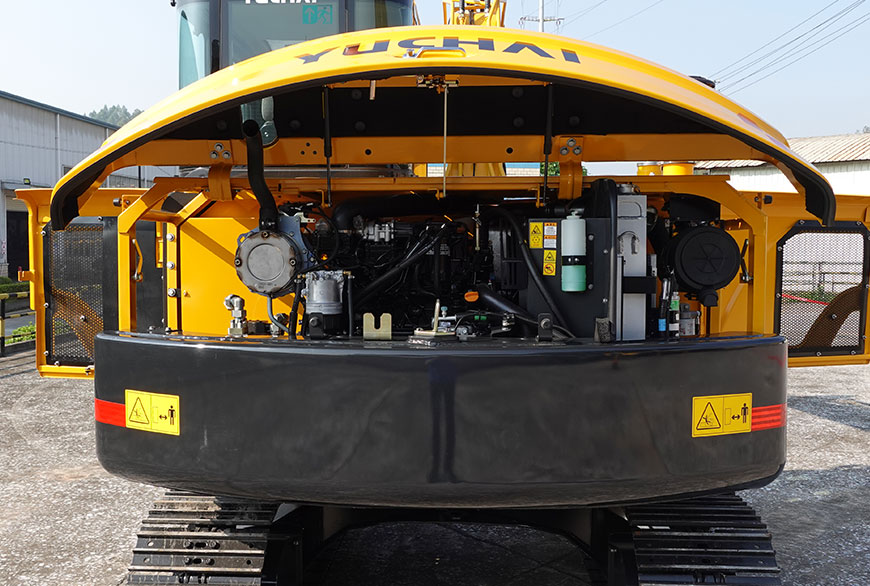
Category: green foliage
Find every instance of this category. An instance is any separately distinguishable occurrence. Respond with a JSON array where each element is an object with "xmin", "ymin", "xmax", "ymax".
[
  {"xmin": 86, "ymin": 104, "xmax": 143, "ymax": 127},
  {"xmin": 0, "ymin": 276, "xmax": 13, "ymax": 285},
  {"xmin": 540, "ymin": 162, "xmax": 560, "ymax": 176},
  {"xmin": 0, "ymin": 282, "xmax": 28, "ymax": 294},
  {"xmin": 9, "ymin": 323, "xmax": 36, "ymax": 344}
]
